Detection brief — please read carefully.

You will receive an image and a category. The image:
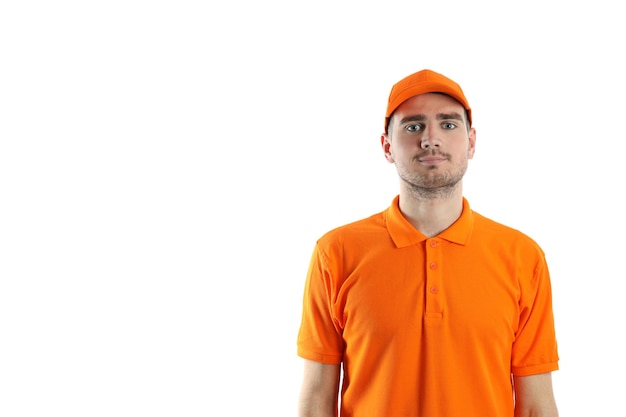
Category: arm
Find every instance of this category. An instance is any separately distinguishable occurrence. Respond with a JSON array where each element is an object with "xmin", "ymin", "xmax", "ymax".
[
  {"xmin": 298, "ymin": 359, "xmax": 341, "ymax": 417},
  {"xmin": 513, "ymin": 372, "xmax": 559, "ymax": 417}
]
